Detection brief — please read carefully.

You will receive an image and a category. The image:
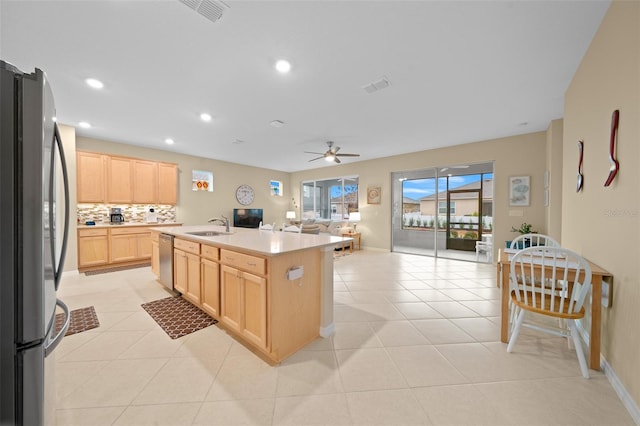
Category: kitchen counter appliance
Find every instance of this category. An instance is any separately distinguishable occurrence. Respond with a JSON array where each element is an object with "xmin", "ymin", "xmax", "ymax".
[
  {"xmin": 110, "ymin": 207, "xmax": 124, "ymax": 224},
  {"xmin": 1, "ymin": 61, "xmax": 71, "ymax": 425}
]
